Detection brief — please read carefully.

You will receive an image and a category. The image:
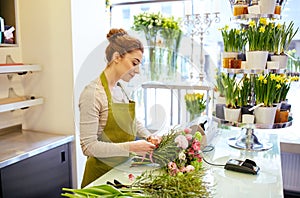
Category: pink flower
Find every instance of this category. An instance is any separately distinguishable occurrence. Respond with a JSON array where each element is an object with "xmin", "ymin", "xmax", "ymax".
[
  {"xmin": 188, "ymin": 148, "xmax": 194, "ymax": 155},
  {"xmin": 194, "ymin": 154, "xmax": 202, "ymax": 162},
  {"xmin": 184, "ymin": 128, "xmax": 192, "ymax": 134},
  {"xmin": 192, "ymin": 140, "xmax": 201, "ymax": 151},
  {"xmin": 168, "ymin": 161, "xmax": 178, "ymax": 170},
  {"xmin": 185, "ymin": 134, "xmax": 193, "ymax": 141},
  {"xmin": 168, "ymin": 162, "xmax": 179, "ymax": 176},
  {"xmin": 180, "ymin": 166, "xmax": 186, "ymax": 172},
  {"xmin": 175, "ymin": 135, "xmax": 189, "ymax": 149},
  {"xmin": 185, "ymin": 165, "xmax": 195, "ymax": 172}
]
